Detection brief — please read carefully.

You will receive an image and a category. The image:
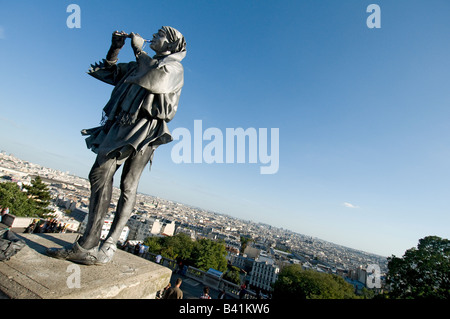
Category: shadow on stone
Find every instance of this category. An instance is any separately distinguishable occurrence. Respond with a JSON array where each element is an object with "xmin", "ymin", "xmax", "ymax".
[{"xmin": 15, "ymin": 233, "xmax": 76, "ymax": 256}]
